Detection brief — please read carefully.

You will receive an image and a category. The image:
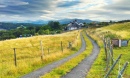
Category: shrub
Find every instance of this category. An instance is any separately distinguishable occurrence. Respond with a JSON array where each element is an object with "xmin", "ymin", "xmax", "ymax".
[
  {"xmin": 105, "ymin": 33, "xmax": 121, "ymax": 39},
  {"xmin": 71, "ymin": 47, "xmax": 77, "ymax": 51}
]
